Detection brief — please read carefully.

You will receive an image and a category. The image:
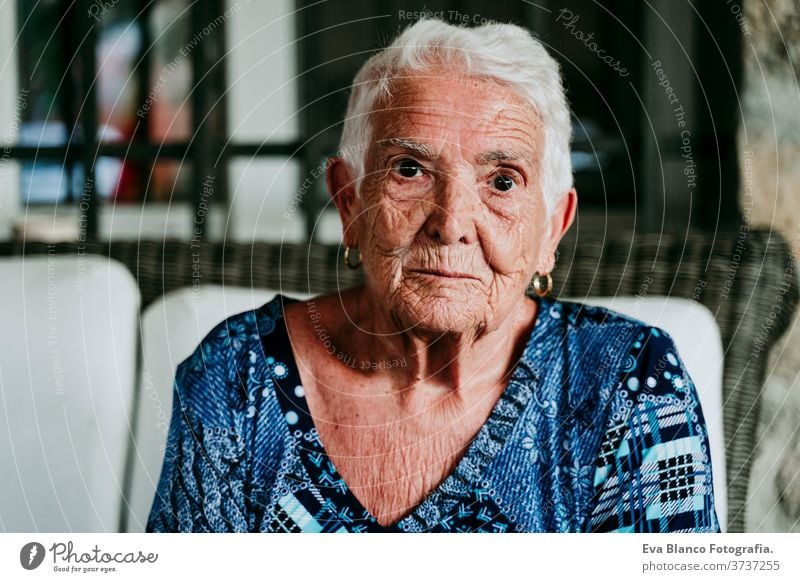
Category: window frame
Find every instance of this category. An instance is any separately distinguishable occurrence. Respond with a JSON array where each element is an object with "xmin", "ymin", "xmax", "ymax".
[{"xmin": 8, "ymin": 0, "xmax": 304, "ymax": 241}]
